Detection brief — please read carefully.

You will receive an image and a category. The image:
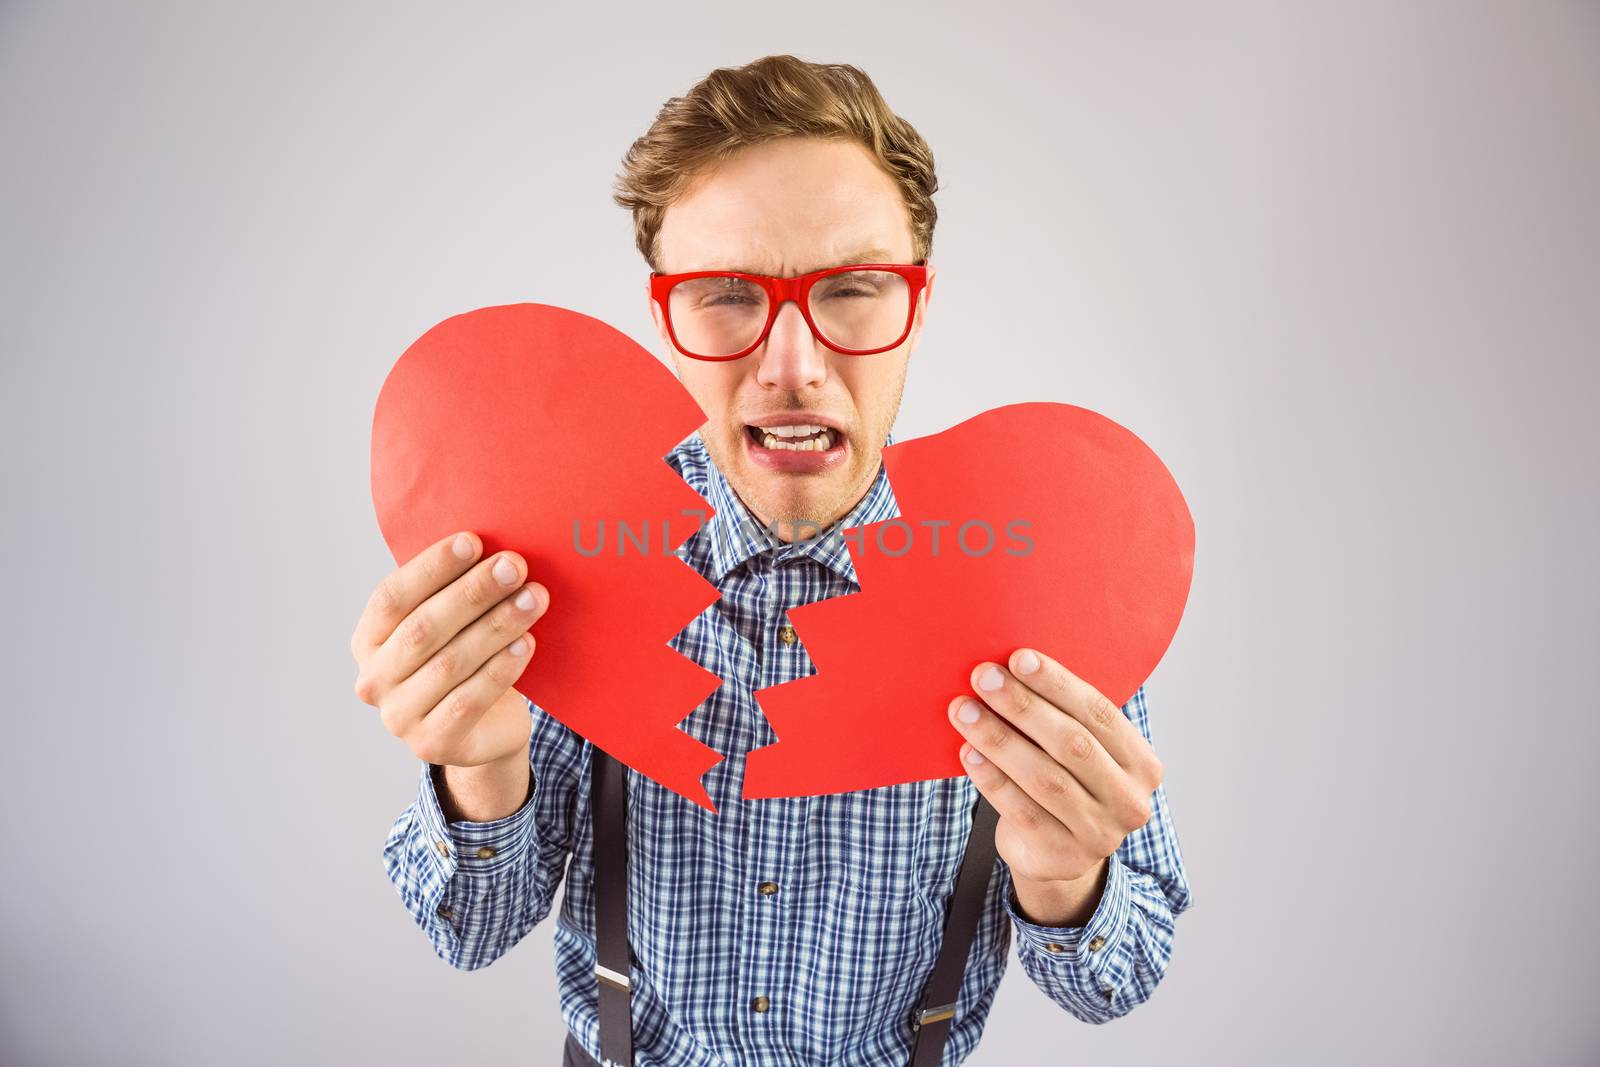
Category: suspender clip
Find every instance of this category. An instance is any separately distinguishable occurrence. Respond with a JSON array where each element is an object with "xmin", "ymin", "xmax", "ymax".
[{"xmin": 595, "ymin": 963, "xmax": 633, "ymax": 993}]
